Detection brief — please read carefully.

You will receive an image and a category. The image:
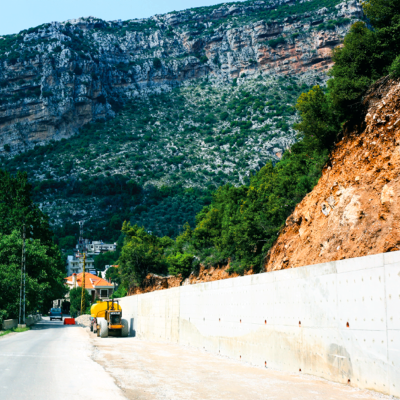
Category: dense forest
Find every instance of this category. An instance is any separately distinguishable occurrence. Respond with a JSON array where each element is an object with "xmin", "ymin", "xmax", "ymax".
[
  {"xmin": 118, "ymin": 0, "xmax": 400, "ymax": 289},
  {"xmin": 0, "ymin": 171, "xmax": 67, "ymax": 324}
]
